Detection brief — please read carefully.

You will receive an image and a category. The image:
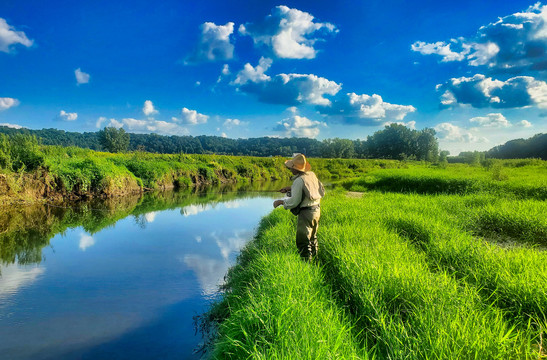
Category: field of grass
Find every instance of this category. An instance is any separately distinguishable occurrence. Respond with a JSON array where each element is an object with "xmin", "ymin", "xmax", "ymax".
[{"xmin": 205, "ymin": 161, "xmax": 547, "ymax": 359}]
